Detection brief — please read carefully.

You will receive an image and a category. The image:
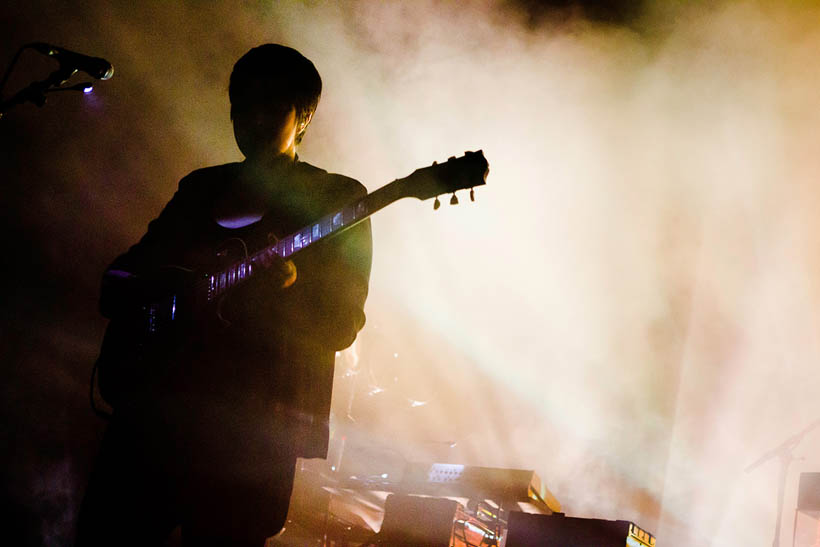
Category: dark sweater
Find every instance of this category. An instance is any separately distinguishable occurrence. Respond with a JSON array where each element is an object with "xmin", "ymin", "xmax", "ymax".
[{"xmin": 99, "ymin": 159, "xmax": 372, "ymax": 459}]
